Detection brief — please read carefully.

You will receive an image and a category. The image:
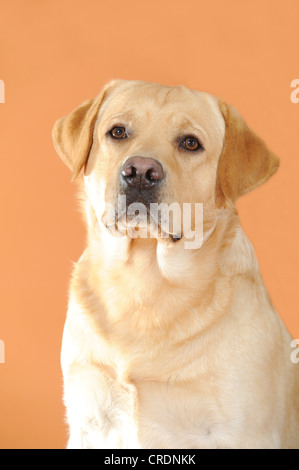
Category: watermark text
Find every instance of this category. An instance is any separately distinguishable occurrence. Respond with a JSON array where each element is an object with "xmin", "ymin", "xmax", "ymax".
[
  {"xmin": 290, "ymin": 79, "xmax": 299, "ymax": 104},
  {"xmin": 290, "ymin": 339, "xmax": 299, "ymax": 364},
  {"xmin": 0, "ymin": 340, "xmax": 5, "ymax": 363},
  {"xmin": 0, "ymin": 80, "xmax": 4, "ymax": 103},
  {"xmin": 102, "ymin": 196, "xmax": 204, "ymax": 249}
]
